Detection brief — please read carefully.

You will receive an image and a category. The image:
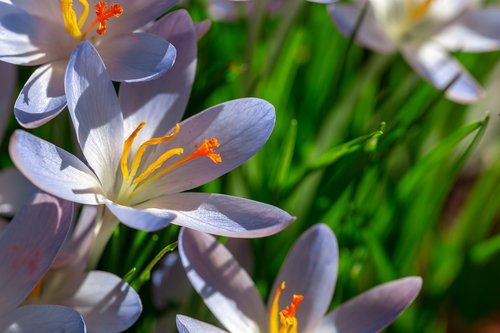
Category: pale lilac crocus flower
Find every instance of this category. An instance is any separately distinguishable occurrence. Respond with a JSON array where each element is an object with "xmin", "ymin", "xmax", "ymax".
[
  {"xmin": 0, "ymin": 0, "xmax": 177, "ymax": 128},
  {"xmin": 0, "ymin": 192, "xmax": 86, "ymax": 332},
  {"xmin": 24, "ymin": 205, "xmax": 142, "ymax": 333},
  {"xmin": 329, "ymin": 0, "xmax": 500, "ymax": 104},
  {"xmin": 176, "ymin": 224, "xmax": 422, "ymax": 333},
  {"xmin": 9, "ymin": 10, "xmax": 293, "ymax": 242}
]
